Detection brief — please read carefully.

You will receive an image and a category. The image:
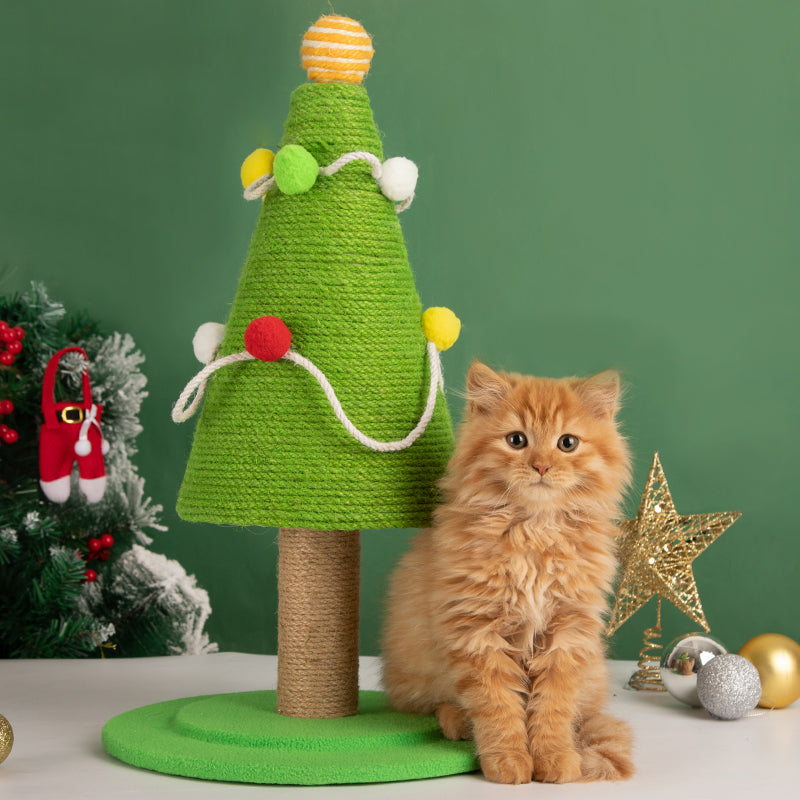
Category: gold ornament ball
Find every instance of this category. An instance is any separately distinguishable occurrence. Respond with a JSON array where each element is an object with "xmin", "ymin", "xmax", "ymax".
[
  {"xmin": 0, "ymin": 713, "xmax": 12, "ymax": 765},
  {"xmin": 739, "ymin": 633, "xmax": 800, "ymax": 709}
]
